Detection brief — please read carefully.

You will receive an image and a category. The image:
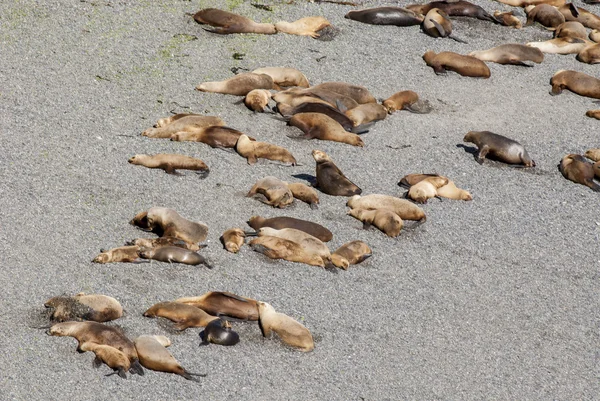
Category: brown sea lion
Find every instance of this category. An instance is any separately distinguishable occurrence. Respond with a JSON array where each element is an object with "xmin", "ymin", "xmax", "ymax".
[
  {"xmin": 135, "ymin": 335, "xmax": 206, "ymax": 381},
  {"xmin": 92, "ymin": 246, "xmax": 142, "ymax": 264},
  {"xmin": 250, "ymin": 227, "xmax": 332, "ymax": 265},
  {"xmin": 258, "ymin": 302, "xmax": 314, "ymax": 352},
  {"xmin": 249, "ymin": 236, "xmax": 325, "ymax": 267},
  {"xmin": 577, "ymin": 44, "xmax": 600, "ymax": 63},
  {"xmin": 289, "ymin": 113, "xmax": 364, "ymax": 146},
  {"xmin": 142, "ymin": 115, "xmax": 225, "ymax": 139},
  {"xmin": 193, "ymin": 8, "xmax": 276, "ymax": 34},
  {"xmin": 525, "ymin": 4, "xmax": 565, "ymax": 28},
  {"xmin": 128, "ymin": 154, "xmax": 209, "ymax": 177},
  {"xmin": 331, "ymin": 241, "xmax": 372, "ymax": 270},
  {"xmin": 493, "ymin": 11, "xmax": 523, "ymax": 28},
  {"xmin": 585, "ymin": 149, "xmax": 600, "ymax": 161},
  {"xmin": 196, "ymin": 73, "xmax": 275, "ymax": 96},
  {"xmin": 347, "ymin": 194, "xmax": 427, "ymax": 222},
  {"xmin": 199, "ymin": 318, "xmax": 240, "ymax": 346},
  {"xmin": 347, "ymin": 208, "xmax": 404, "ymax": 237},
  {"xmin": 79, "ymin": 342, "xmax": 130, "ymax": 379},
  {"xmin": 251, "ymin": 67, "xmax": 309, "ymax": 88},
  {"xmin": 170, "ymin": 126, "xmax": 253, "ymax": 148},
  {"xmin": 276, "ymin": 102, "xmax": 355, "ymax": 132},
  {"xmin": 310, "ymin": 82, "xmax": 377, "ymax": 104},
  {"xmin": 559, "ymin": 3, "xmax": 600, "ymax": 30},
  {"xmin": 589, "ymin": 109, "xmax": 600, "ymax": 118},
  {"xmin": 559, "ymin": 154, "xmax": 600, "ymax": 191},
  {"xmin": 247, "ymin": 216, "xmax": 333, "ymax": 242},
  {"xmin": 45, "ymin": 293, "xmax": 123, "ymax": 323},
  {"xmin": 286, "ymin": 182, "xmax": 320, "ymax": 209},
  {"xmin": 130, "ymin": 207, "xmax": 208, "ymax": 245},
  {"xmin": 235, "ymin": 134, "xmax": 297, "ymax": 165},
  {"xmin": 422, "ymin": 8, "xmax": 467, "ymax": 43},
  {"xmin": 126, "ymin": 237, "xmax": 199, "ymax": 251},
  {"xmin": 407, "ymin": 176, "xmax": 449, "ymax": 203},
  {"xmin": 143, "ymin": 301, "xmax": 218, "ymax": 330},
  {"xmin": 527, "ymin": 37, "xmax": 591, "ymax": 54},
  {"xmin": 344, "ymin": 7, "xmax": 424, "ymax": 26},
  {"xmin": 275, "ymin": 17, "xmax": 332, "ymax": 38},
  {"xmin": 247, "ymin": 176, "xmax": 294, "ymax": 208},
  {"xmin": 313, "ymin": 150, "xmax": 362, "ymax": 196},
  {"xmin": 594, "ymin": 161, "xmax": 600, "ymax": 179},
  {"xmin": 495, "ymin": 0, "xmax": 565, "ymax": 7},
  {"xmin": 423, "ymin": 50, "xmax": 491, "ymax": 78},
  {"xmin": 550, "ymin": 70, "xmax": 600, "ymax": 98},
  {"xmin": 244, "ymin": 89, "xmax": 272, "ymax": 112},
  {"xmin": 464, "ymin": 131, "xmax": 536, "ymax": 166},
  {"xmin": 139, "ymin": 246, "xmax": 212, "ymax": 268},
  {"xmin": 344, "ymin": 103, "xmax": 387, "ymax": 127},
  {"xmin": 407, "ymin": 1, "xmax": 501, "ymax": 23},
  {"xmin": 554, "ymin": 21, "xmax": 588, "ymax": 39},
  {"xmin": 382, "ymin": 90, "xmax": 432, "ymax": 114},
  {"xmin": 175, "ymin": 291, "xmax": 260, "ymax": 320},
  {"xmin": 469, "ymin": 44, "xmax": 544, "ymax": 66},
  {"xmin": 220, "ymin": 228, "xmax": 246, "ymax": 253},
  {"xmin": 155, "ymin": 113, "xmax": 202, "ymax": 128}
]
